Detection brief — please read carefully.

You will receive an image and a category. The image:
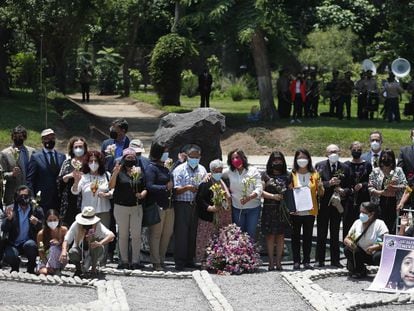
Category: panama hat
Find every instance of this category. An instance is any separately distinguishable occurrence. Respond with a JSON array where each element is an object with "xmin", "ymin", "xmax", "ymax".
[{"xmin": 75, "ymin": 206, "xmax": 101, "ymax": 225}]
